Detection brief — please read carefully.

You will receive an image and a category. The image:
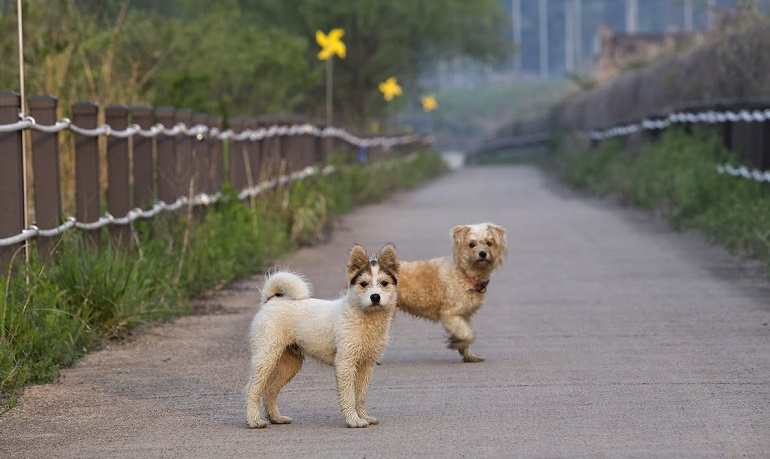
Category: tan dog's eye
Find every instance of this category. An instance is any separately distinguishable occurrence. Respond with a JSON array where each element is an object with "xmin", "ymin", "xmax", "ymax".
[
  {"xmin": 360, "ymin": 281, "xmax": 368, "ymax": 287},
  {"xmin": 380, "ymin": 281, "xmax": 388, "ymax": 287},
  {"xmin": 469, "ymin": 242, "xmax": 476, "ymax": 248},
  {"xmin": 487, "ymin": 241, "xmax": 493, "ymax": 246}
]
